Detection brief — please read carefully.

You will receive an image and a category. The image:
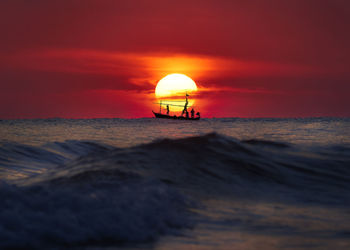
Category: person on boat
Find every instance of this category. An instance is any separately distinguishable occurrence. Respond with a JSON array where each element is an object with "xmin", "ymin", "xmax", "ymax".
[
  {"xmin": 191, "ymin": 108, "xmax": 195, "ymax": 118},
  {"xmin": 186, "ymin": 110, "xmax": 189, "ymax": 118},
  {"xmin": 166, "ymin": 105, "xmax": 169, "ymax": 115},
  {"xmin": 181, "ymin": 94, "xmax": 189, "ymax": 117},
  {"xmin": 196, "ymin": 112, "xmax": 200, "ymax": 118}
]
